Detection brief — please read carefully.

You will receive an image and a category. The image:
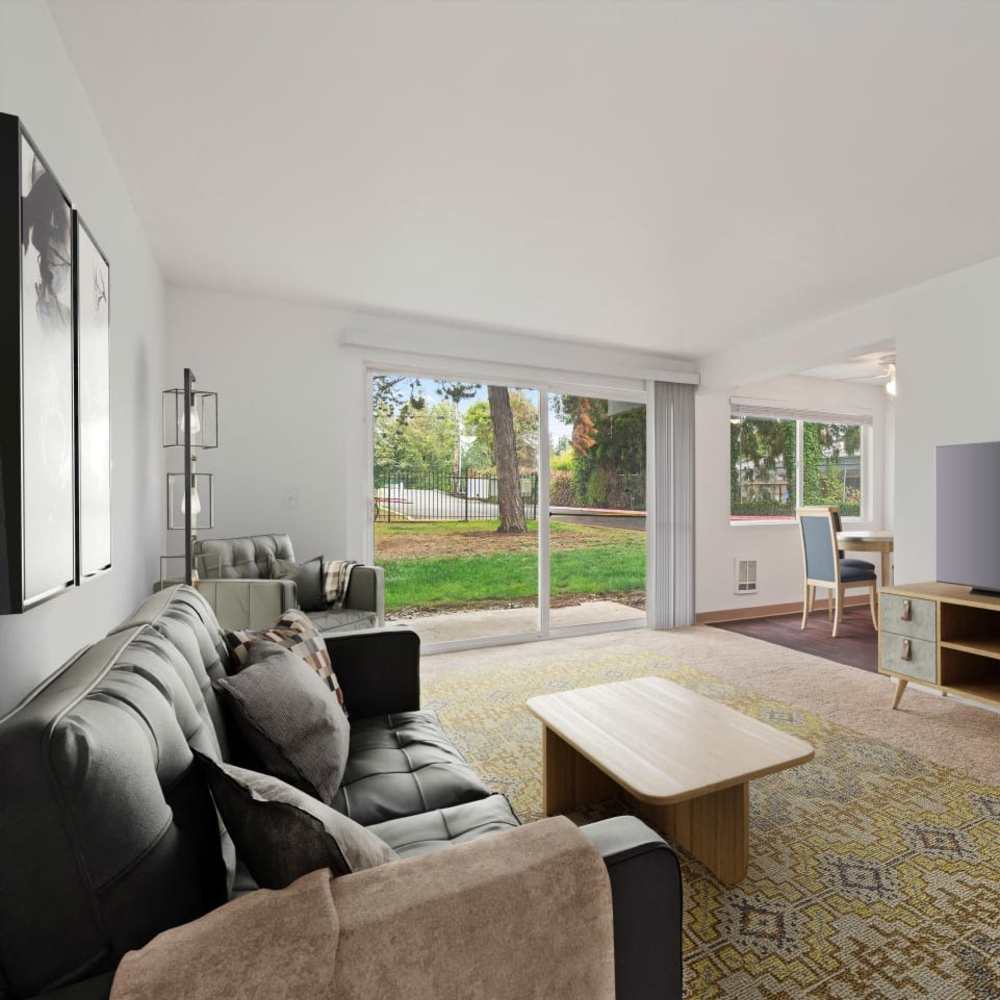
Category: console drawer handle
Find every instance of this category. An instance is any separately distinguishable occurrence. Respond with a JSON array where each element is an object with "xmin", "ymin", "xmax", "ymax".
[
  {"xmin": 901, "ymin": 599, "xmax": 912, "ymax": 622},
  {"xmin": 901, "ymin": 638, "xmax": 912, "ymax": 661}
]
